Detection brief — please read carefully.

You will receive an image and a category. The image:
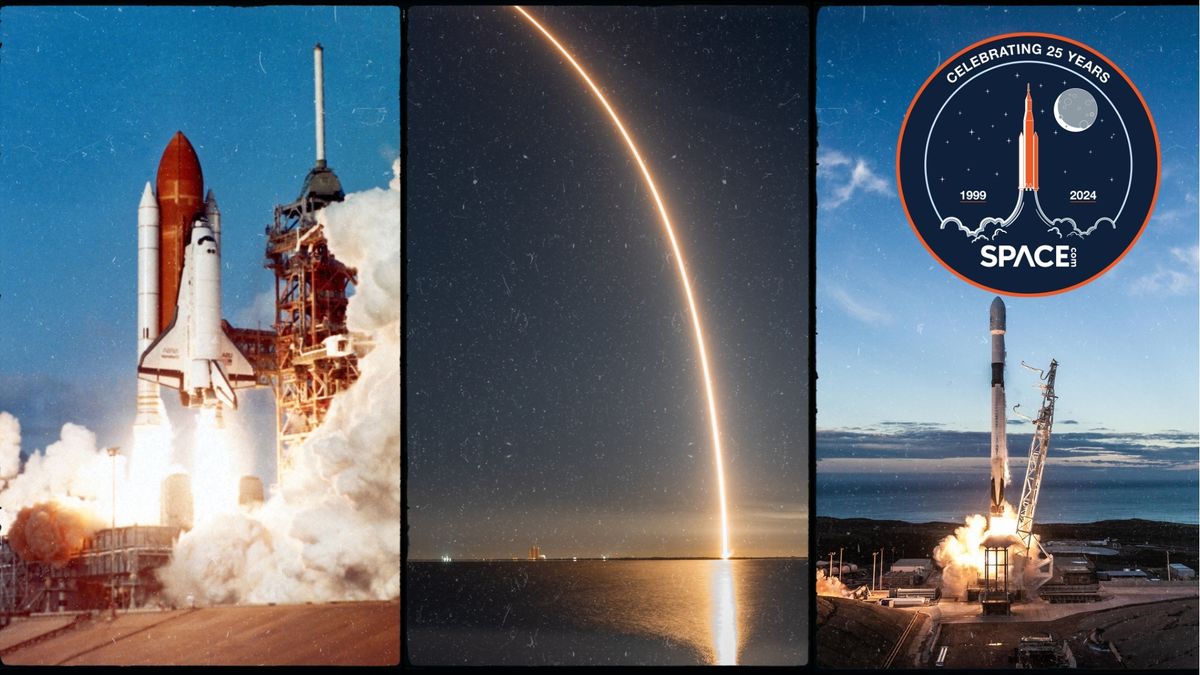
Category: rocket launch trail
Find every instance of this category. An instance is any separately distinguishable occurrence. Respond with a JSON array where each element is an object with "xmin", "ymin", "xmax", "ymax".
[
  {"xmin": 511, "ymin": 6, "xmax": 733, "ymax": 559},
  {"xmin": 989, "ymin": 296, "xmax": 1008, "ymax": 517}
]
